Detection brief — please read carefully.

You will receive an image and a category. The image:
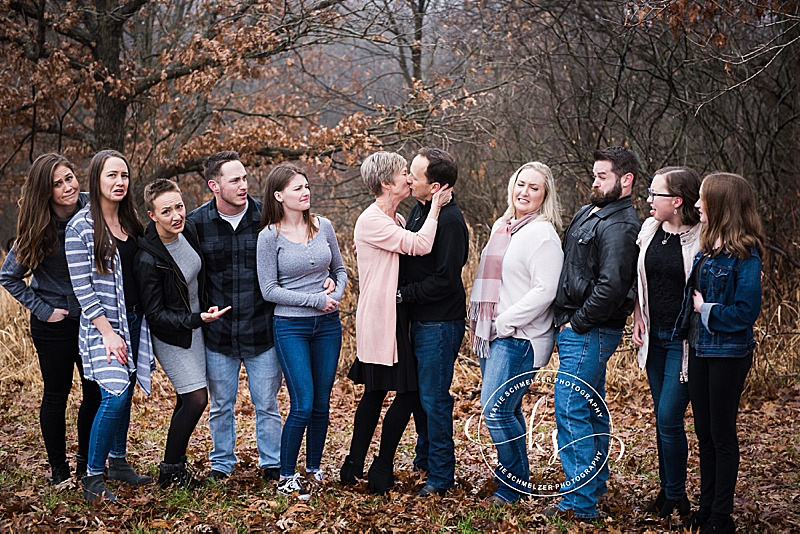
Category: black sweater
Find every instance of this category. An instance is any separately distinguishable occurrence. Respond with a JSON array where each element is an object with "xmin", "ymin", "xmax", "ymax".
[{"xmin": 399, "ymin": 197, "xmax": 469, "ymax": 322}]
